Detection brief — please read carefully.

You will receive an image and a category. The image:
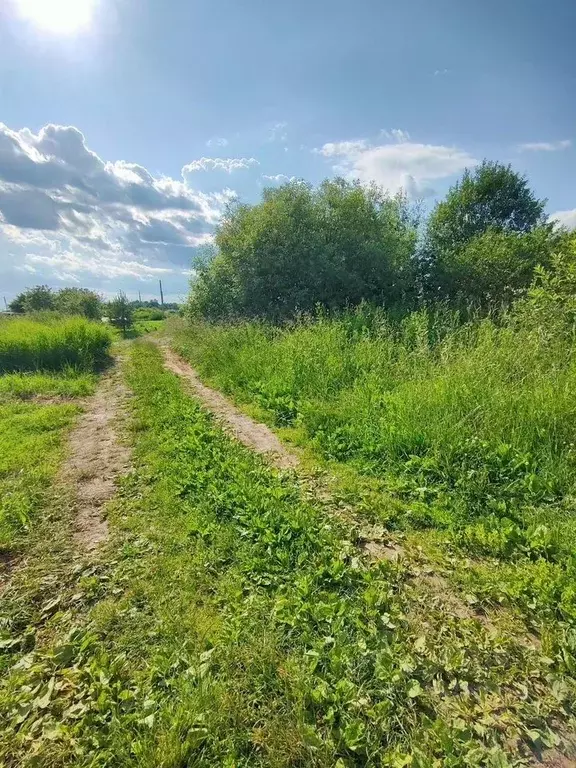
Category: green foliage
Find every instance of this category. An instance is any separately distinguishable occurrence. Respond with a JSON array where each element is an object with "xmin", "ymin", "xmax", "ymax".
[
  {"xmin": 0, "ymin": 316, "xmax": 112, "ymax": 373},
  {"xmin": 54, "ymin": 287, "xmax": 102, "ymax": 319},
  {"xmin": 189, "ymin": 178, "xmax": 418, "ymax": 321},
  {"xmin": 10, "ymin": 285, "xmax": 55, "ymax": 313},
  {"xmin": 427, "ymin": 161, "xmax": 547, "ymax": 254},
  {"xmin": 173, "ymin": 303, "xmax": 576, "ymax": 550},
  {"xmin": 0, "ymin": 371, "xmax": 95, "ymax": 401},
  {"xmin": 106, "ymin": 291, "xmax": 134, "ymax": 336},
  {"xmin": 2, "ymin": 342, "xmax": 571, "ymax": 766},
  {"xmin": 9, "ymin": 286, "xmax": 103, "ymax": 319},
  {"xmin": 0, "ymin": 400, "xmax": 80, "ymax": 549},
  {"xmin": 424, "ymin": 161, "xmax": 551, "ymax": 304},
  {"xmin": 132, "ymin": 307, "xmax": 165, "ymax": 321},
  {"xmin": 516, "ymin": 233, "xmax": 576, "ymax": 340},
  {"xmin": 431, "ymin": 226, "xmax": 559, "ymax": 306}
]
